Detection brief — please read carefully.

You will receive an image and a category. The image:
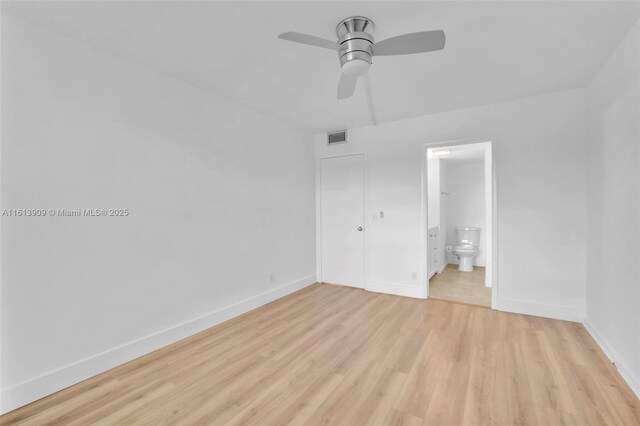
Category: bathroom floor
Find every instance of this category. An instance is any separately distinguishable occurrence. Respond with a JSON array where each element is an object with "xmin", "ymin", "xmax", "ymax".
[{"xmin": 429, "ymin": 264, "xmax": 491, "ymax": 307}]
